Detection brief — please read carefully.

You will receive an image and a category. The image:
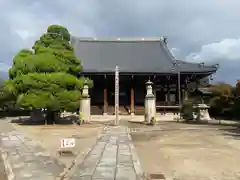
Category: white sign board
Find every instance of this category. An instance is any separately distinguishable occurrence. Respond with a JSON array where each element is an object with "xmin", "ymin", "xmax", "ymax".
[{"xmin": 60, "ymin": 138, "xmax": 75, "ymax": 148}]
